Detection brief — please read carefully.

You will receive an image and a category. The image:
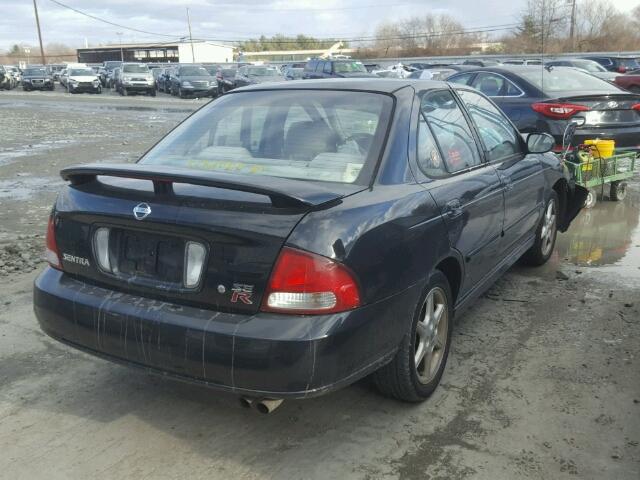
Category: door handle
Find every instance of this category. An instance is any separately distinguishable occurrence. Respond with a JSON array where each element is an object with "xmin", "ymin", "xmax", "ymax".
[
  {"xmin": 444, "ymin": 199, "xmax": 463, "ymax": 219},
  {"xmin": 503, "ymin": 178, "xmax": 514, "ymax": 192}
]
